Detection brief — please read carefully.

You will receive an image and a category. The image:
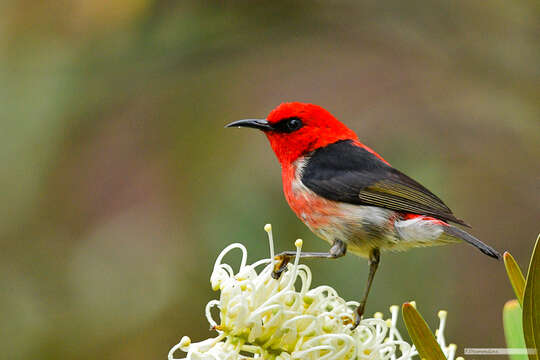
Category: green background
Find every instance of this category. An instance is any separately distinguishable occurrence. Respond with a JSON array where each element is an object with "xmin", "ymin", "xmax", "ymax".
[{"xmin": 1, "ymin": 1, "xmax": 539, "ymax": 359}]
